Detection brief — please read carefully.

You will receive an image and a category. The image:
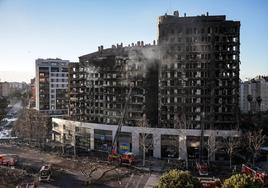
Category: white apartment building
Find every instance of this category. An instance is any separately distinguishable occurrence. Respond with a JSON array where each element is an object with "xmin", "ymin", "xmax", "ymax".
[
  {"xmin": 240, "ymin": 76, "xmax": 268, "ymax": 113},
  {"xmin": 35, "ymin": 58, "xmax": 69, "ymax": 116}
]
